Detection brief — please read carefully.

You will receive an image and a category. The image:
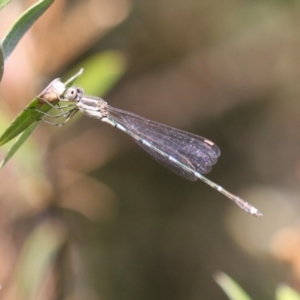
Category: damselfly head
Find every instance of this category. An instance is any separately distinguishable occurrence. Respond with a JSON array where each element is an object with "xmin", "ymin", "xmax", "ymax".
[{"xmin": 65, "ymin": 87, "xmax": 84, "ymax": 102}]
